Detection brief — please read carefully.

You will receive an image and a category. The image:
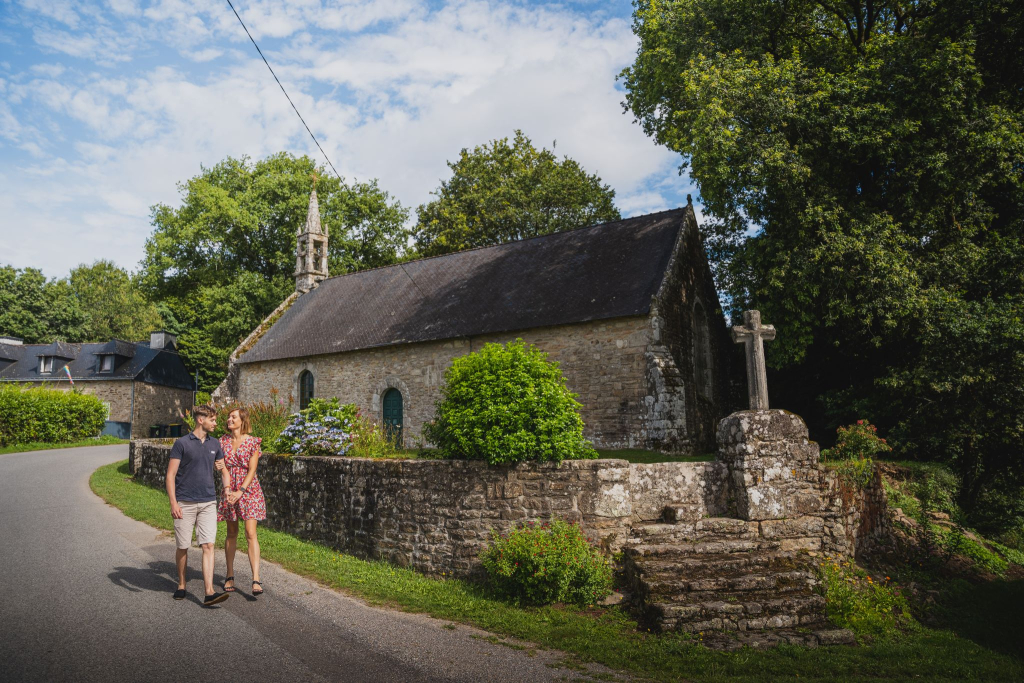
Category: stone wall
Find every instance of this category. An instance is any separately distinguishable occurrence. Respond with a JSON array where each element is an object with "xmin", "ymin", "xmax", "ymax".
[
  {"xmin": 133, "ymin": 440, "xmax": 726, "ymax": 576},
  {"xmin": 130, "ymin": 382, "xmax": 194, "ymax": 439},
  {"xmin": 131, "ymin": 410, "xmax": 887, "ymax": 578}
]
